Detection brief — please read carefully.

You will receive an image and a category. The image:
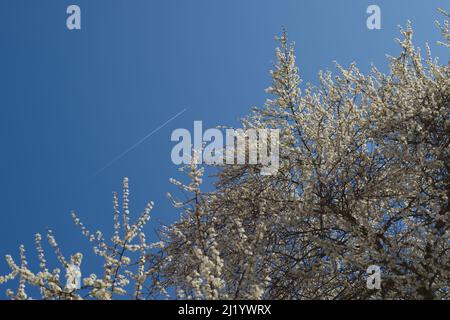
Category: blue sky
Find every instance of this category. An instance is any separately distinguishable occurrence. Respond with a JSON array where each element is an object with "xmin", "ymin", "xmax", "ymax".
[{"xmin": 0, "ymin": 0, "xmax": 448, "ymax": 295}]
